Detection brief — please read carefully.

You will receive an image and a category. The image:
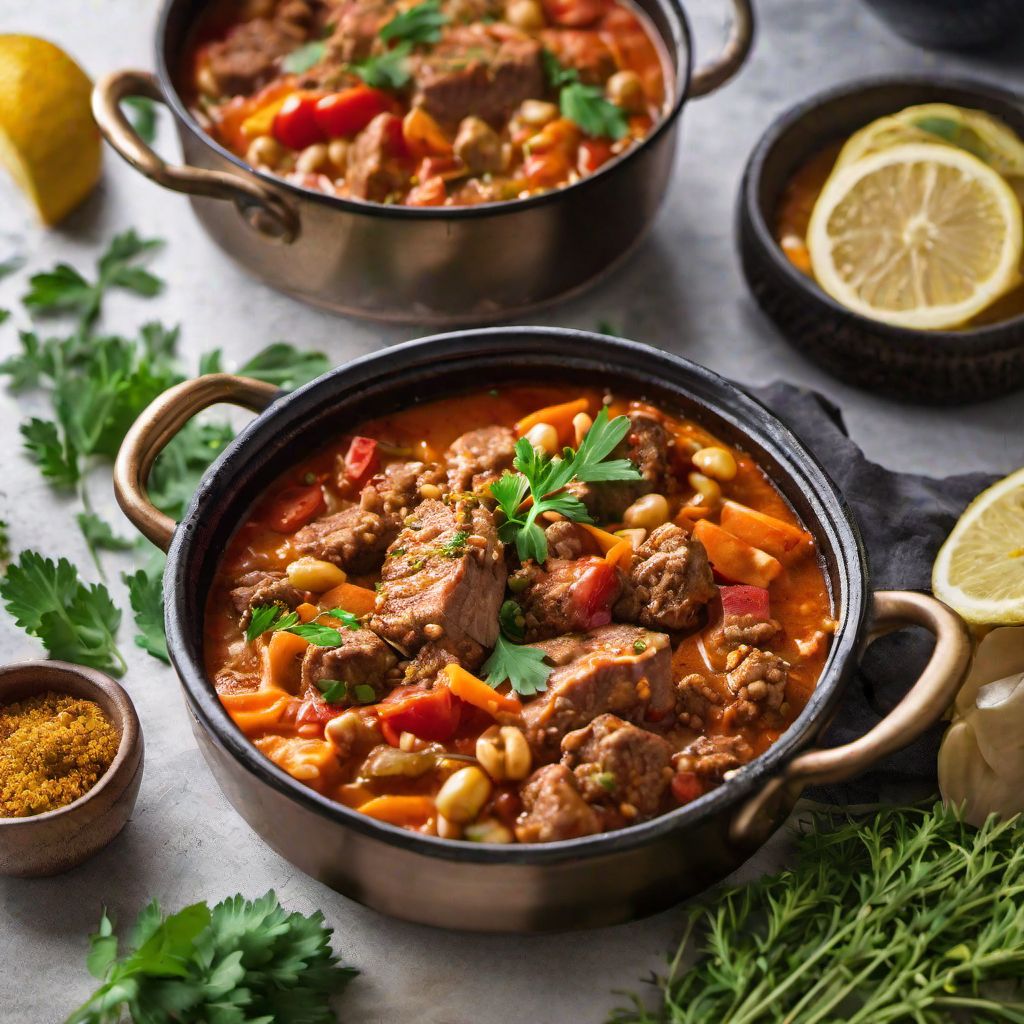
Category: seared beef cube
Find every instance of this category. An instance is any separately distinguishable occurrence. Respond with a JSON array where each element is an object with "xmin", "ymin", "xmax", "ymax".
[
  {"xmin": 453, "ymin": 116, "xmax": 505, "ymax": 173},
  {"xmin": 324, "ymin": 0, "xmax": 390, "ymax": 63},
  {"xmin": 372, "ymin": 499, "xmax": 506, "ymax": 654},
  {"xmin": 674, "ymin": 734, "xmax": 752, "ymax": 784},
  {"xmin": 358, "ymin": 460, "xmax": 445, "ymax": 517},
  {"xmin": 510, "ymin": 556, "xmax": 622, "ymax": 642},
  {"xmin": 675, "ymin": 672, "xmax": 722, "ymax": 730},
  {"xmin": 412, "ymin": 25, "xmax": 544, "ymax": 128},
  {"xmin": 726, "ymin": 645, "xmax": 788, "ymax": 710},
  {"xmin": 445, "ymin": 424, "xmax": 517, "ymax": 494},
  {"xmin": 515, "ymin": 764, "xmax": 599, "ymax": 843},
  {"xmin": 722, "ymin": 615, "xmax": 780, "ymax": 648},
  {"xmin": 522, "ymin": 624, "xmax": 673, "ymax": 761},
  {"xmin": 615, "ymin": 523, "xmax": 717, "ymax": 631},
  {"xmin": 402, "ymin": 638, "xmax": 485, "ymax": 685},
  {"xmin": 293, "ymin": 506, "xmax": 394, "ymax": 574},
  {"xmin": 301, "ymin": 627, "xmax": 399, "ymax": 703},
  {"xmin": 230, "ymin": 570, "xmax": 308, "ymax": 627},
  {"xmin": 205, "ymin": 17, "xmax": 305, "ymax": 95},
  {"xmin": 544, "ymin": 520, "xmax": 590, "ymax": 560},
  {"xmin": 571, "ymin": 411, "xmax": 669, "ymax": 523},
  {"xmin": 718, "ymin": 586, "xmax": 779, "ymax": 648},
  {"xmin": 540, "ymin": 28, "xmax": 617, "ymax": 85},
  {"xmin": 562, "ymin": 714, "xmax": 673, "ymax": 817},
  {"xmin": 347, "ymin": 113, "xmax": 411, "ymax": 202}
]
